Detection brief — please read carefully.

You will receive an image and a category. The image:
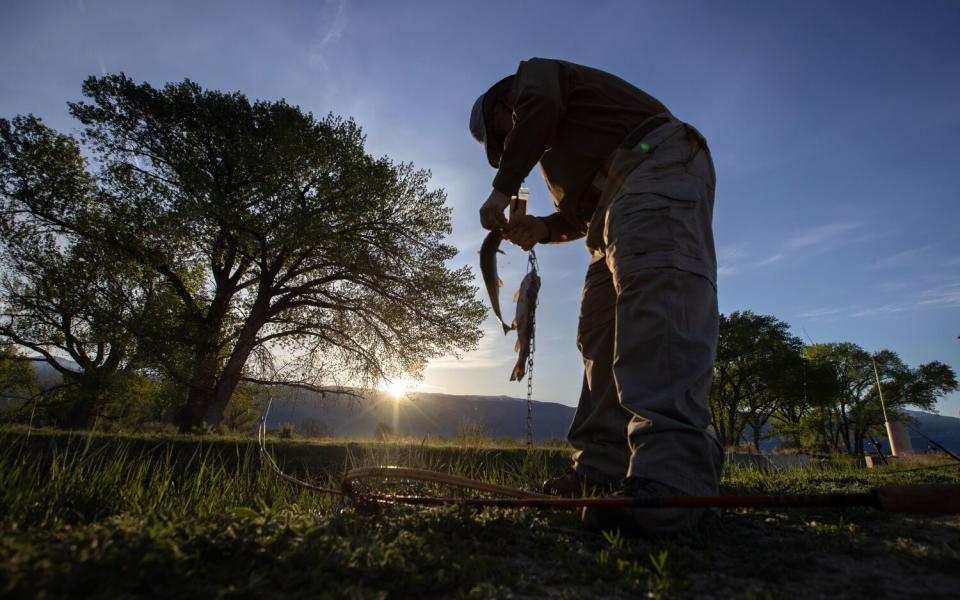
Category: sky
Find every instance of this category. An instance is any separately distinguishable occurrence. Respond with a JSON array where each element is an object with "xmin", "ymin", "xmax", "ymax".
[{"xmin": 1, "ymin": 0, "xmax": 958, "ymax": 415}]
